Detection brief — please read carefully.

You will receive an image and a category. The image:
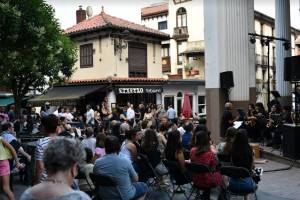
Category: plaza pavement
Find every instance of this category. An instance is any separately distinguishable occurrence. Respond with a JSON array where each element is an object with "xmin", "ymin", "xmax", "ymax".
[{"xmin": 1, "ymin": 160, "xmax": 299, "ymax": 200}]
